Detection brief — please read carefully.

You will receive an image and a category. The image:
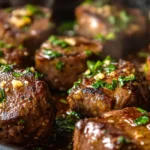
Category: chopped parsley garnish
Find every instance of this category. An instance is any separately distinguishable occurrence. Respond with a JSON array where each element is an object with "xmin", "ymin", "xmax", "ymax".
[
  {"xmin": 18, "ymin": 119, "xmax": 25, "ymax": 124},
  {"xmin": 43, "ymin": 49, "xmax": 62, "ymax": 59},
  {"xmin": 12, "ymin": 72, "xmax": 22, "ymax": 77},
  {"xmin": 117, "ymin": 136, "xmax": 130, "ymax": 144},
  {"xmin": 0, "ymin": 41, "xmax": 13, "ymax": 49},
  {"xmin": 108, "ymin": 16, "xmax": 116, "ymax": 25},
  {"xmin": 84, "ymin": 57, "xmax": 136, "ymax": 91},
  {"xmin": 108, "ymin": 10, "xmax": 132, "ymax": 32},
  {"xmin": 49, "ymin": 35, "xmax": 70, "ymax": 48},
  {"xmin": 0, "ymin": 41, "xmax": 5, "ymax": 48},
  {"xmin": 26, "ymin": 4, "xmax": 43, "ymax": 15},
  {"xmin": 120, "ymin": 11, "xmax": 131, "ymax": 25},
  {"xmin": 103, "ymin": 55, "xmax": 114, "ymax": 62},
  {"xmin": 13, "ymin": 68, "xmax": 32, "ymax": 77},
  {"xmin": 18, "ymin": 44, "xmax": 24, "ymax": 50},
  {"xmin": 92, "ymin": 80, "xmax": 105, "ymax": 89},
  {"xmin": 95, "ymin": 32, "xmax": 116, "ymax": 42},
  {"xmin": 86, "ymin": 56, "xmax": 115, "ymax": 77},
  {"xmin": 0, "ymin": 64, "xmax": 12, "ymax": 72},
  {"xmin": 12, "ymin": 67, "xmax": 43, "ymax": 79},
  {"xmin": 56, "ymin": 111, "xmax": 81, "ymax": 133},
  {"xmin": 95, "ymin": 33, "xmax": 104, "ymax": 41},
  {"xmin": 56, "ymin": 61, "xmax": 65, "ymax": 71},
  {"xmin": 137, "ymin": 108, "xmax": 148, "ymax": 114},
  {"xmin": 92, "ymin": 80, "xmax": 117, "ymax": 90},
  {"xmin": 23, "ymin": 67, "xmax": 33, "ymax": 74},
  {"xmin": 134, "ymin": 116, "xmax": 149, "ymax": 126},
  {"xmin": 118, "ymin": 75, "xmax": 135, "ymax": 87},
  {"xmin": 68, "ymin": 79, "xmax": 82, "ymax": 94},
  {"xmin": 34, "ymin": 71, "xmax": 43, "ymax": 79},
  {"xmin": 104, "ymin": 64, "xmax": 116, "ymax": 73},
  {"xmin": 0, "ymin": 89, "xmax": 6, "ymax": 103},
  {"xmin": 92, "ymin": 74, "xmax": 135, "ymax": 90},
  {"xmin": 60, "ymin": 99, "xmax": 68, "ymax": 104},
  {"xmin": 85, "ymin": 50, "xmax": 92, "ymax": 56},
  {"xmin": 105, "ymin": 80, "xmax": 118, "ymax": 90},
  {"xmin": 22, "ymin": 16, "xmax": 30, "ymax": 21},
  {"xmin": 86, "ymin": 60, "xmax": 102, "ymax": 76}
]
